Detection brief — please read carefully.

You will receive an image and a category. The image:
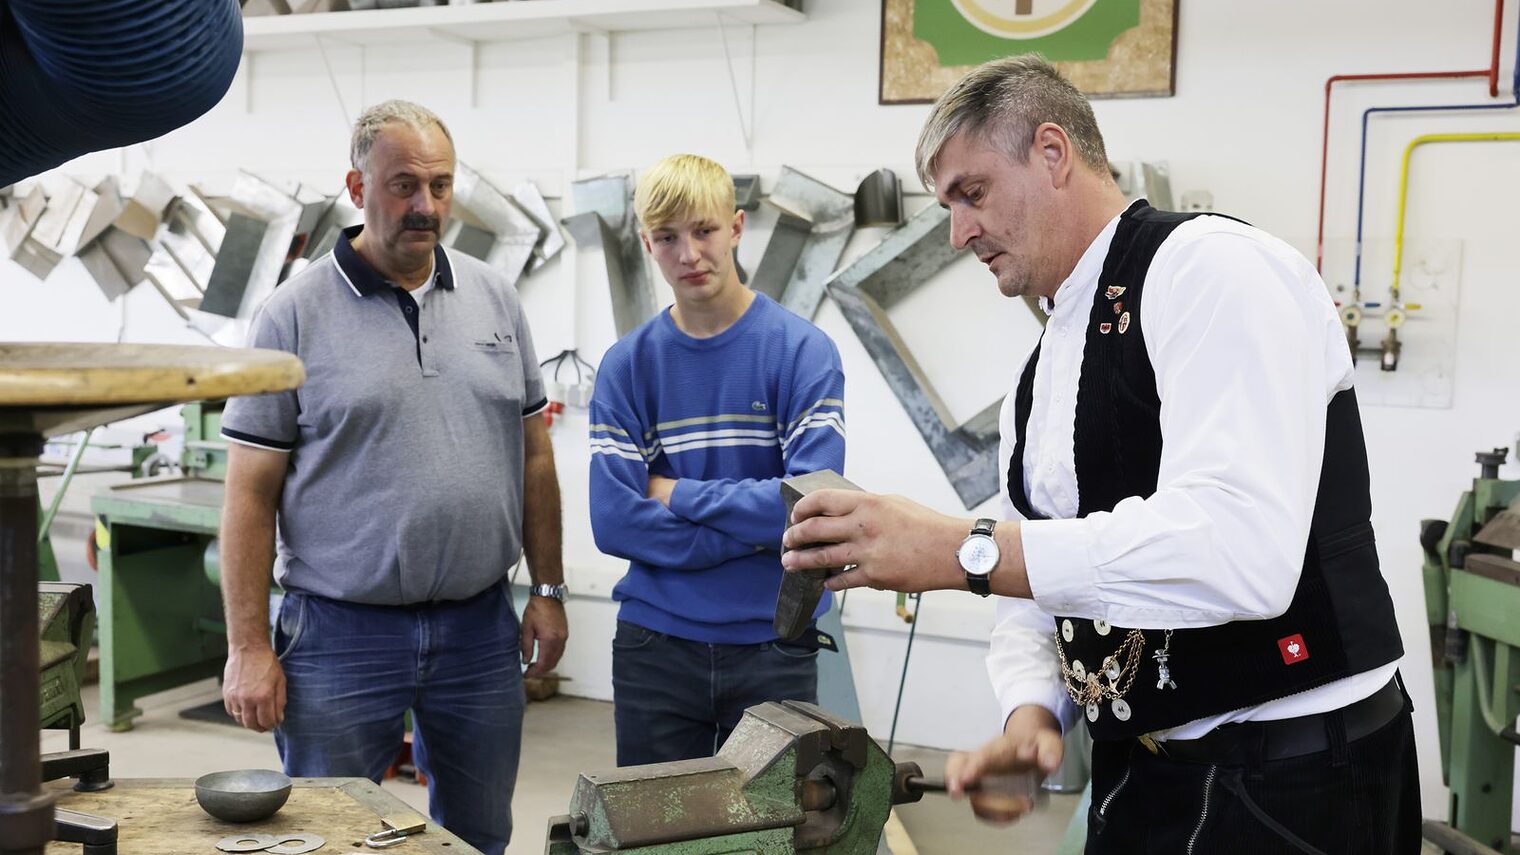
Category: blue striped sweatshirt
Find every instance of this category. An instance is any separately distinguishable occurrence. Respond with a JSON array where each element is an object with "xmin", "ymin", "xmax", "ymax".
[{"xmin": 588, "ymin": 293, "xmax": 846, "ymax": 643}]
